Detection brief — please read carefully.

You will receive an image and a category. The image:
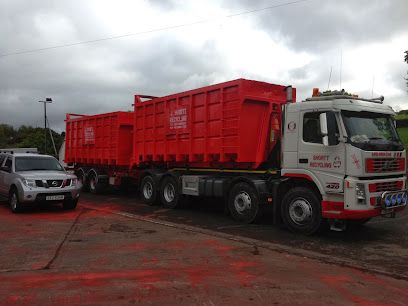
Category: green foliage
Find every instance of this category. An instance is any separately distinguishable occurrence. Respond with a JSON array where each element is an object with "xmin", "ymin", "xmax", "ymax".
[
  {"xmin": 397, "ymin": 127, "xmax": 408, "ymax": 148},
  {"xmin": 0, "ymin": 125, "xmax": 64, "ymax": 156},
  {"xmin": 395, "ymin": 112, "xmax": 408, "ymax": 120}
]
